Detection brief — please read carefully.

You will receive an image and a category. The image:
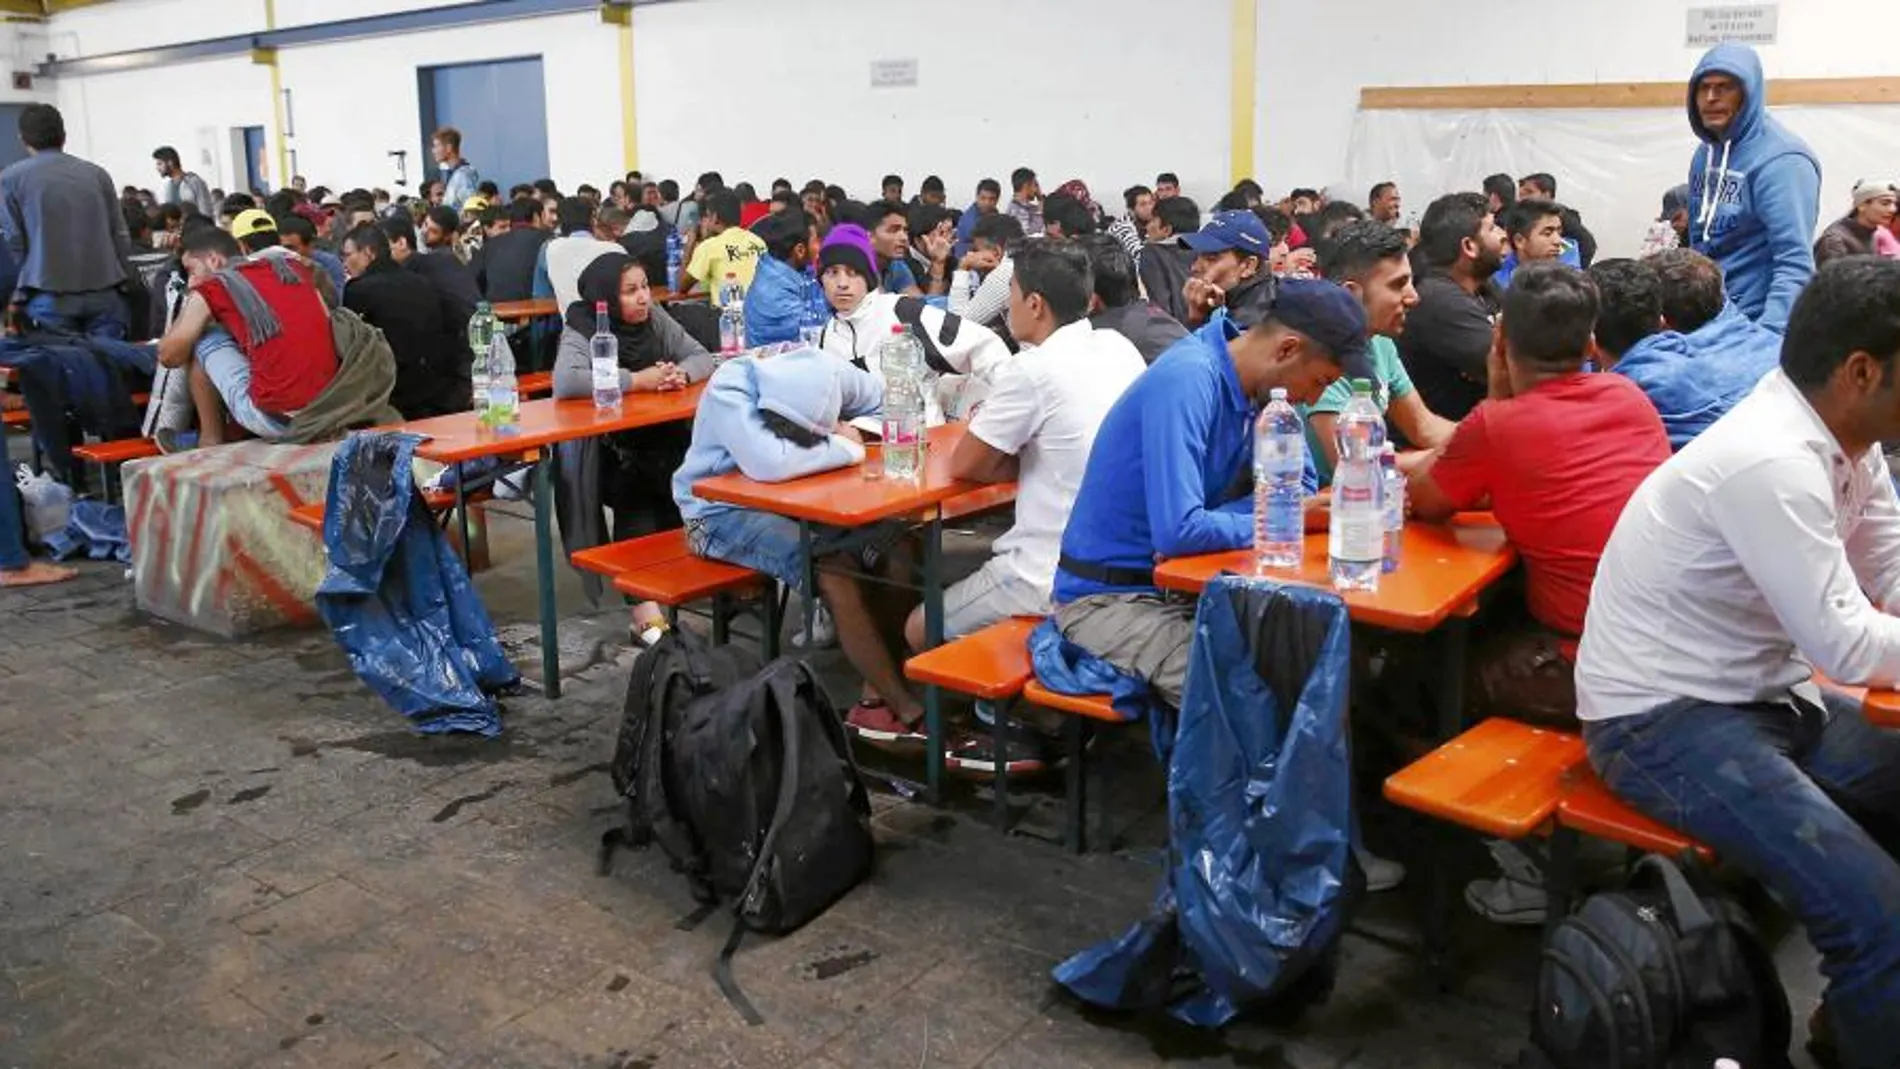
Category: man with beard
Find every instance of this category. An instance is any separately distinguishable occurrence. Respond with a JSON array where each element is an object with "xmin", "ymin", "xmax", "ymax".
[{"xmin": 1398, "ymin": 192, "xmax": 1505, "ymax": 421}]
